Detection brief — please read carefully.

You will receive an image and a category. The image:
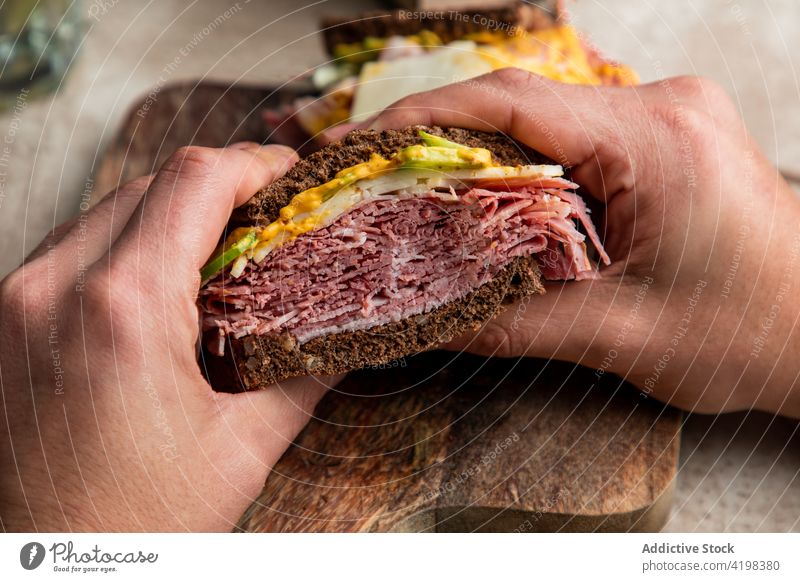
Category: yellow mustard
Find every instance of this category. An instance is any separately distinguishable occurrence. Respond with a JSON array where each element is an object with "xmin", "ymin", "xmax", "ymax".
[
  {"xmin": 207, "ymin": 137, "xmax": 498, "ymax": 278},
  {"xmin": 256, "ymin": 153, "xmax": 396, "ymax": 245}
]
